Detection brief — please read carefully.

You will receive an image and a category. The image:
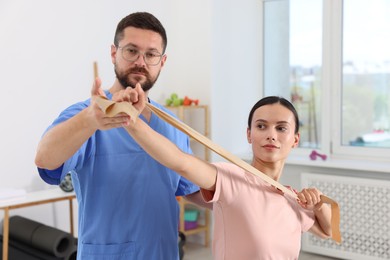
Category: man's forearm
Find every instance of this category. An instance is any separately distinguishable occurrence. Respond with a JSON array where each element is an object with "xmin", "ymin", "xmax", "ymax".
[{"xmin": 35, "ymin": 109, "xmax": 96, "ymax": 170}]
